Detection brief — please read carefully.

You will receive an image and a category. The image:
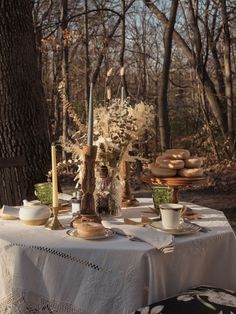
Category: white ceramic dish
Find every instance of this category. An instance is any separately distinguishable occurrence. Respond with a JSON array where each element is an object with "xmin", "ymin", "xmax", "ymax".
[
  {"xmin": 1, "ymin": 205, "xmax": 19, "ymax": 220},
  {"xmin": 19, "ymin": 200, "xmax": 51, "ymax": 225},
  {"xmin": 151, "ymin": 221, "xmax": 201, "ymax": 235},
  {"xmin": 67, "ymin": 228, "xmax": 116, "ymax": 240}
]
